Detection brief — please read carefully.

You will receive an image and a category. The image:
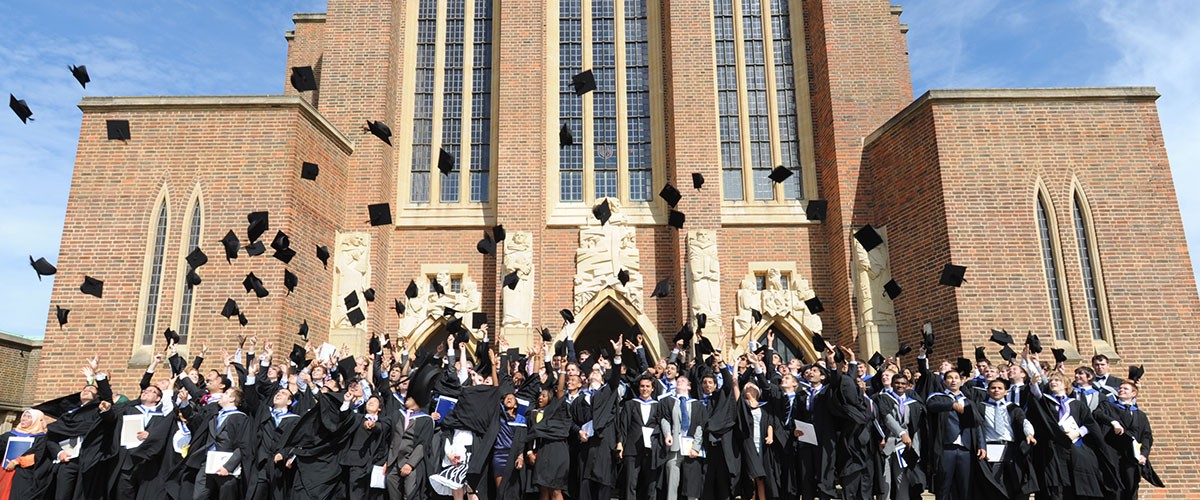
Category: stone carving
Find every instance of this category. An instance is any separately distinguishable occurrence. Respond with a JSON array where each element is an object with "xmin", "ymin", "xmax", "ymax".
[
  {"xmin": 502, "ymin": 231, "xmax": 534, "ymax": 329},
  {"xmin": 397, "ymin": 269, "xmax": 484, "ymax": 342},
  {"xmin": 574, "ymin": 198, "xmax": 643, "ymax": 313},
  {"xmin": 731, "ymin": 267, "xmax": 823, "ymax": 351},
  {"xmin": 331, "ymin": 232, "xmax": 370, "ymax": 330},
  {"xmin": 686, "ymin": 230, "xmax": 721, "ymax": 332},
  {"xmin": 853, "ymin": 229, "xmax": 897, "ymax": 358}
]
